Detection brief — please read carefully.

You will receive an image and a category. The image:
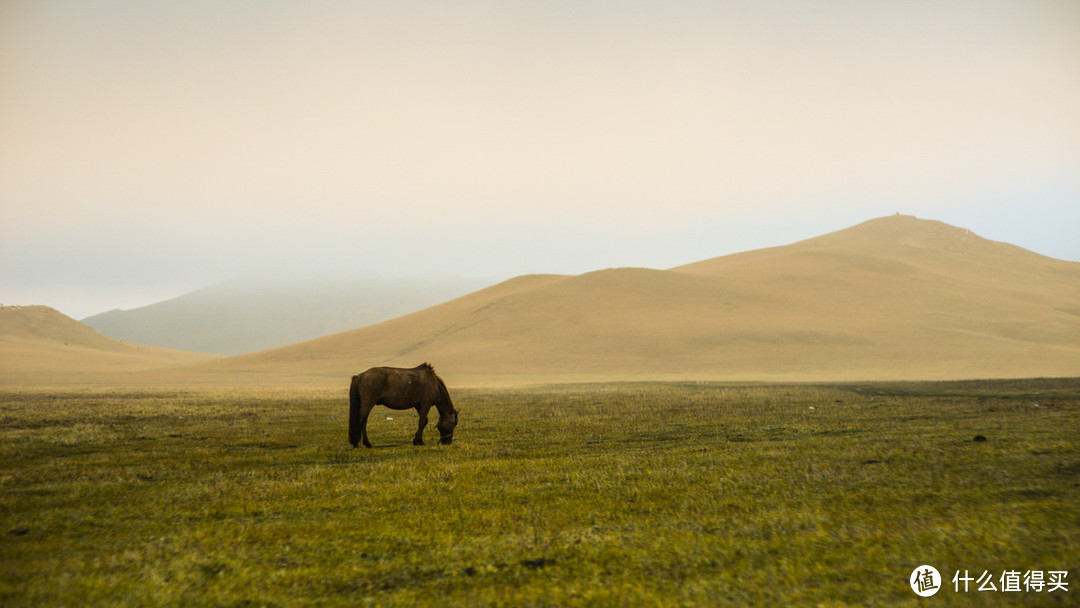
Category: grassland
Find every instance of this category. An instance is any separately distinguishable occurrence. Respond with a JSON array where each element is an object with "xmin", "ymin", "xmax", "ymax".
[{"xmin": 1, "ymin": 380, "xmax": 1077, "ymax": 606}]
